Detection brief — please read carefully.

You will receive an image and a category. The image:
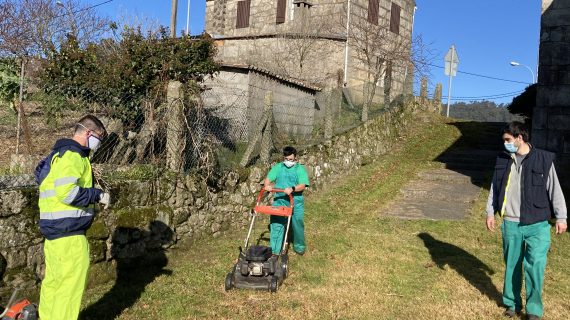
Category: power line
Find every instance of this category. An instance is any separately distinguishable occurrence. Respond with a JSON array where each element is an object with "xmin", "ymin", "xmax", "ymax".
[
  {"xmin": 443, "ymin": 91, "xmax": 523, "ymax": 102},
  {"xmin": 446, "ymin": 90, "xmax": 524, "ymax": 99},
  {"xmin": 427, "ymin": 63, "xmax": 531, "ymax": 85},
  {"xmin": 413, "ymin": 88, "xmax": 524, "ymax": 101},
  {"xmin": 54, "ymin": 0, "xmax": 115, "ymax": 19}
]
